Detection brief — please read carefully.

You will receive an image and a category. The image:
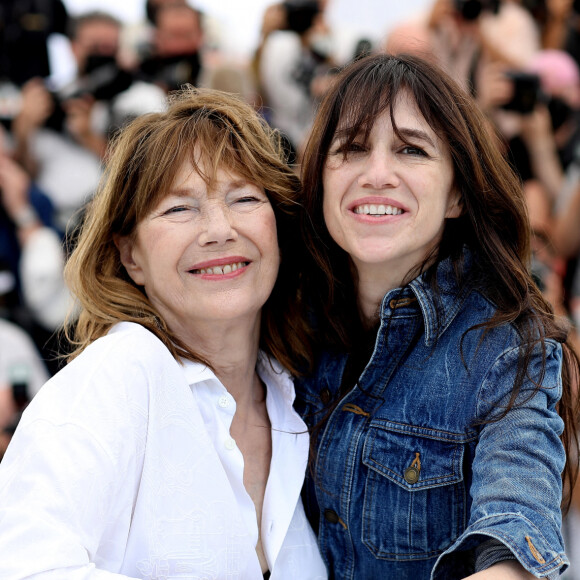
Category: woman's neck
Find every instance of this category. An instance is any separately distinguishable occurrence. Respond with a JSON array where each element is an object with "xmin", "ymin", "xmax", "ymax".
[
  {"xmin": 175, "ymin": 314, "xmax": 263, "ymax": 409},
  {"xmin": 355, "ymin": 266, "xmax": 404, "ymax": 327},
  {"xmin": 353, "ymin": 256, "xmax": 428, "ymax": 326}
]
